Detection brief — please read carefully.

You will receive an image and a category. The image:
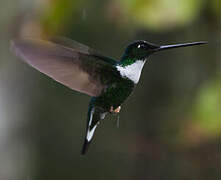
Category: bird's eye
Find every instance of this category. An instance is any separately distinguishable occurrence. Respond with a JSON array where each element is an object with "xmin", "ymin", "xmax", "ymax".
[{"xmin": 137, "ymin": 44, "xmax": 145, "ymax": 49}]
